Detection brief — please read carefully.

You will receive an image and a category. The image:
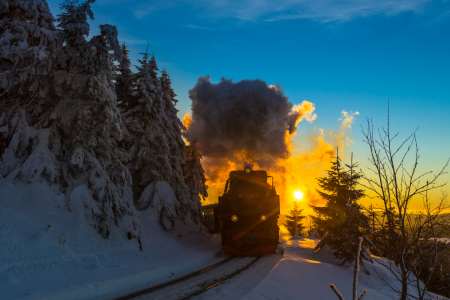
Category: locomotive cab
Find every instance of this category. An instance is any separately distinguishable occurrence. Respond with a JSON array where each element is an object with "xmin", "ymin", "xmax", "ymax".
[{"xmin": 217, "ymin": 167, "xmax": 280, "ymax": 255}]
